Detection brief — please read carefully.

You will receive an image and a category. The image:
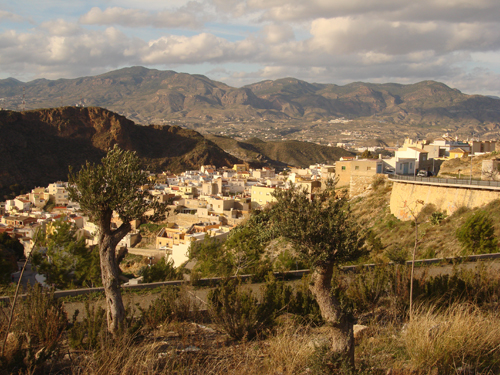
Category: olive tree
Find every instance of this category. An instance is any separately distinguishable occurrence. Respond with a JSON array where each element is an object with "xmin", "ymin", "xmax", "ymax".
[
  {"xmin": 68, "ymin": 145, "xmax": 168, "ymax": 334},
  {"xmin": 269, "ymin": 184, "xmax": 365, "ymax": 368}
]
